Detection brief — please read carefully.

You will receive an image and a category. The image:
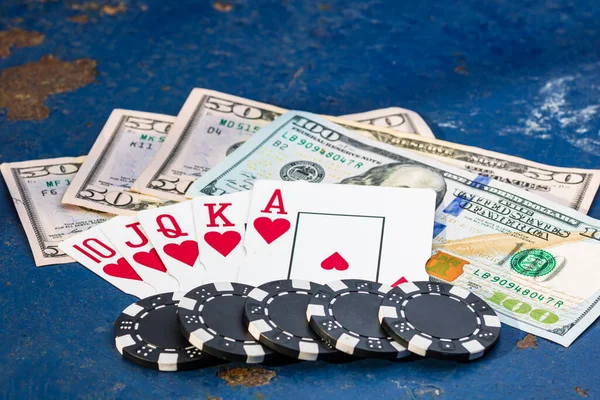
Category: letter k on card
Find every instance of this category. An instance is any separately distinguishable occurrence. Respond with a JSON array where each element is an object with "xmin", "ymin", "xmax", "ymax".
[{"xmin": 193, "ymin": 191, "xmax": 251, "ymax": 283}]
